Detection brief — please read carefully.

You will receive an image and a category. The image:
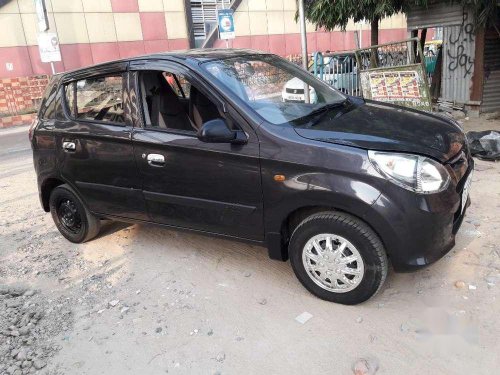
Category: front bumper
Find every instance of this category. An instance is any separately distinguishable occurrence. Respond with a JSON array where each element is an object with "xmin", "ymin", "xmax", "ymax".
[{"xmin": 366, "ymin": 161, "xmax": 474, "ymax": 272}]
